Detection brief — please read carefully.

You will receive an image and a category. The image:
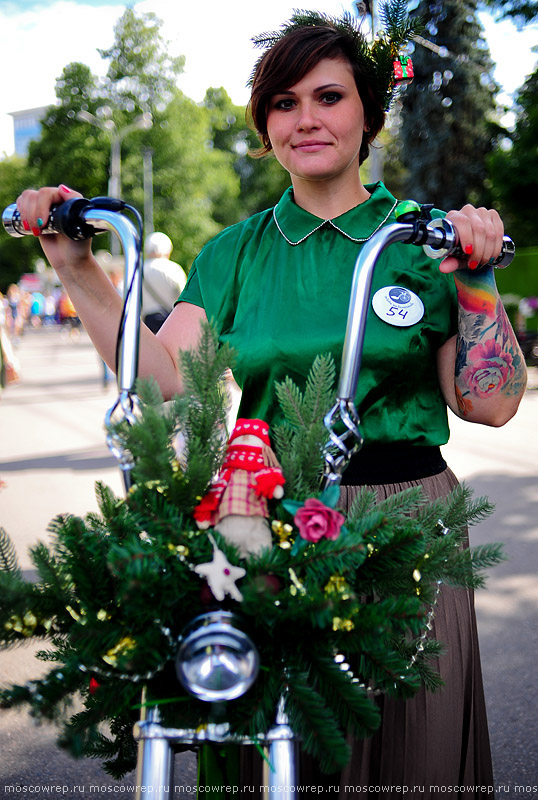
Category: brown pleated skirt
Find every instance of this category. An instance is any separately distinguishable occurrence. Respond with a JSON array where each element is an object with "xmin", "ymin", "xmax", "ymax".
[{"xmin": 239, "ymin": 467, "xmax": 494, "ymax": 799}]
